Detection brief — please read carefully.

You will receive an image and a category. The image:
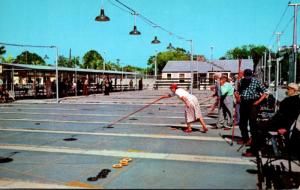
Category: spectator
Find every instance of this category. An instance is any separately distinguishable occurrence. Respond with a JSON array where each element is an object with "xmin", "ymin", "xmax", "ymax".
[
  {"xmin": 129, "ymin": 79, "xmax": 133, "ymax": 90},
  {"xmin": 246, "ymin": 83, "xmax": 300, "ymax": 157},
  {"xmin": 235, "ymin": 69, "xmax": 268, "ymax": 156},
  {"xmin": 138, "ymin": 78, "xmax": 143, "ymax": 90},
  {"xmin": 83, "ymin": 77, "xmax": 89, "ymax": 96},
  {"xmin": 207, "ymin": 72, "xmax": 221, "ymax": 115},
  {"xmin": 45, "ymin": 77, "xmax": 52, "ymax": 98},
  {"xmin": 216, "ymin": 75, "xmax": 234, "ymax": 129},
  {"xmin": 104, "ymin": 76, "xmax": 110, "ymax": 96},
  {"xmin": 233, "ymin": 72, "xmax": 244, "ymax": 125}
]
